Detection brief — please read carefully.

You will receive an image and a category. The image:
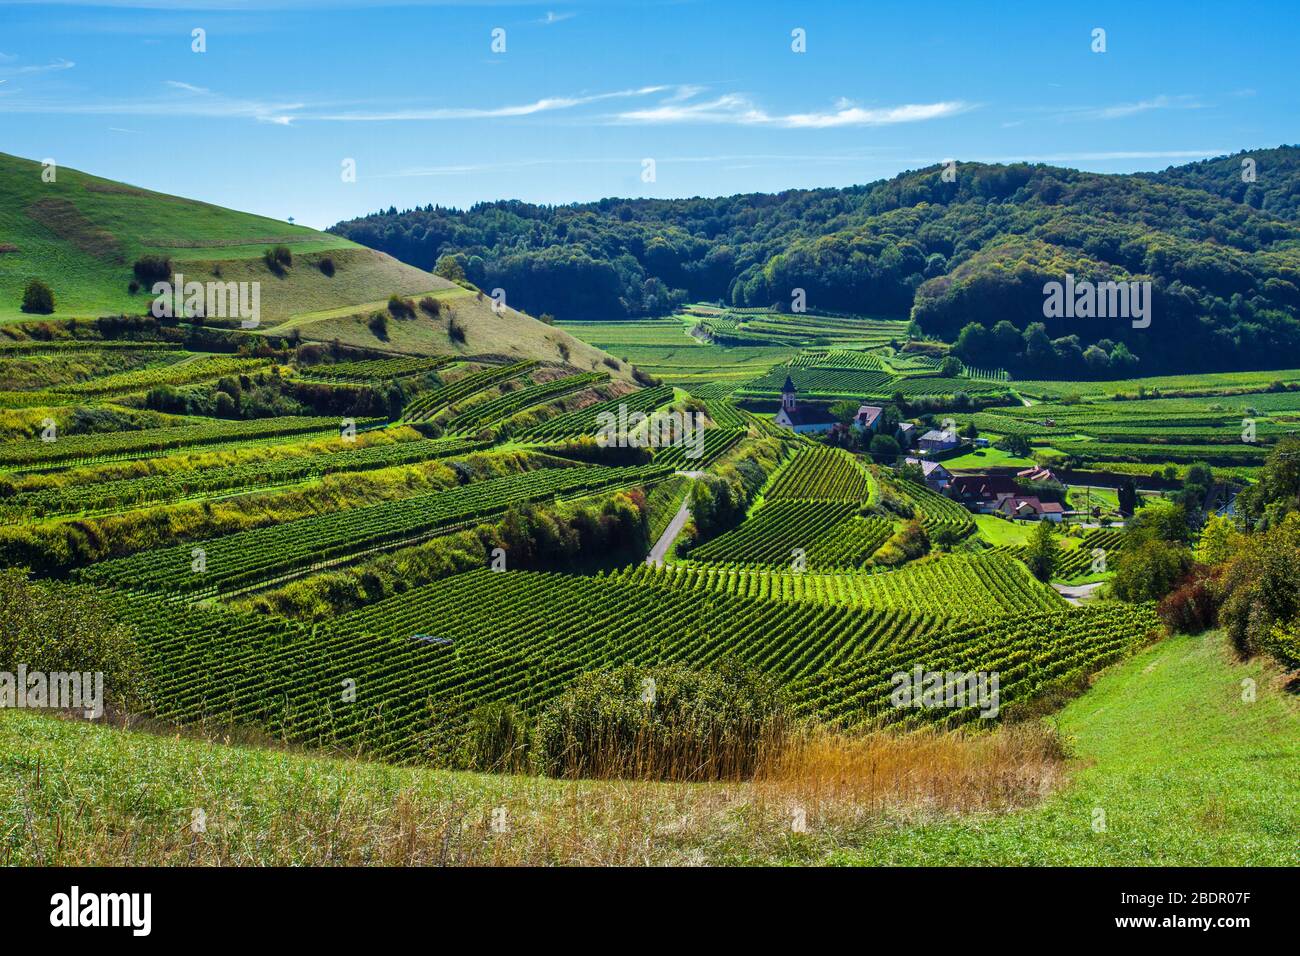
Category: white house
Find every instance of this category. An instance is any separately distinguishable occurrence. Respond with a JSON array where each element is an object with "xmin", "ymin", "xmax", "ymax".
[
  {"xmin": 774, "ymin": 375, "xmax": 837, "ymax": 434},
  {"xmin": 918, "ymin": 429, "xmax": 960, "ymax": 454}
]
